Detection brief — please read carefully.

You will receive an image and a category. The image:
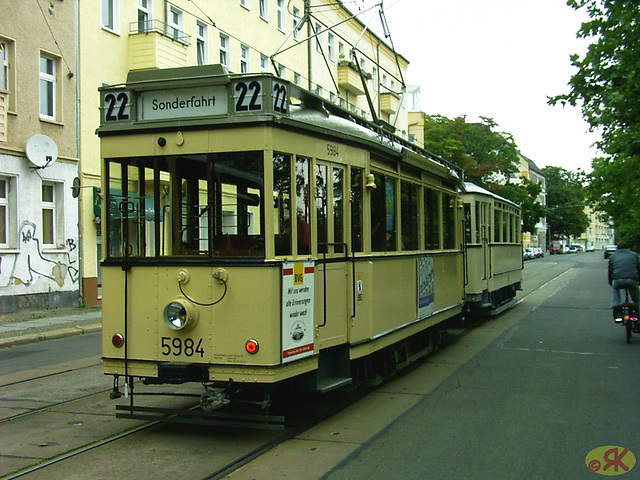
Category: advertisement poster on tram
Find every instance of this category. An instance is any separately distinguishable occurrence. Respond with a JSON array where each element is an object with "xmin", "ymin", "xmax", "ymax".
[
  {"xmin": 418, "ymin": 256, "xmax": 435, "ymax": 318},
  {"xmin": 282, "ymin": 262, "xmax": 315, "ymax": 363}
]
